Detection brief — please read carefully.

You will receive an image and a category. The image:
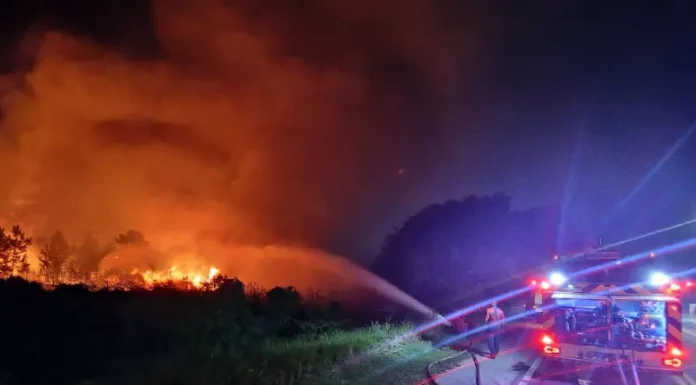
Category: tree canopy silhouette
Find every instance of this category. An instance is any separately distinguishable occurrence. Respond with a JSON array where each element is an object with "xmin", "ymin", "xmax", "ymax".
[
  {"xmin": 371, "ymin": 194, "xmax": 558, "ymax": 305},
  {"xmin": 39, "ymin": 231, "xmax": 72, "ymax": 284},
  {"xmin": 0, "ymin": 225, "xmax": 33, "ymax": 277},
  {"xmin": 115, "ymin": 229, "xmax": 147, "ymax": 246}
]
